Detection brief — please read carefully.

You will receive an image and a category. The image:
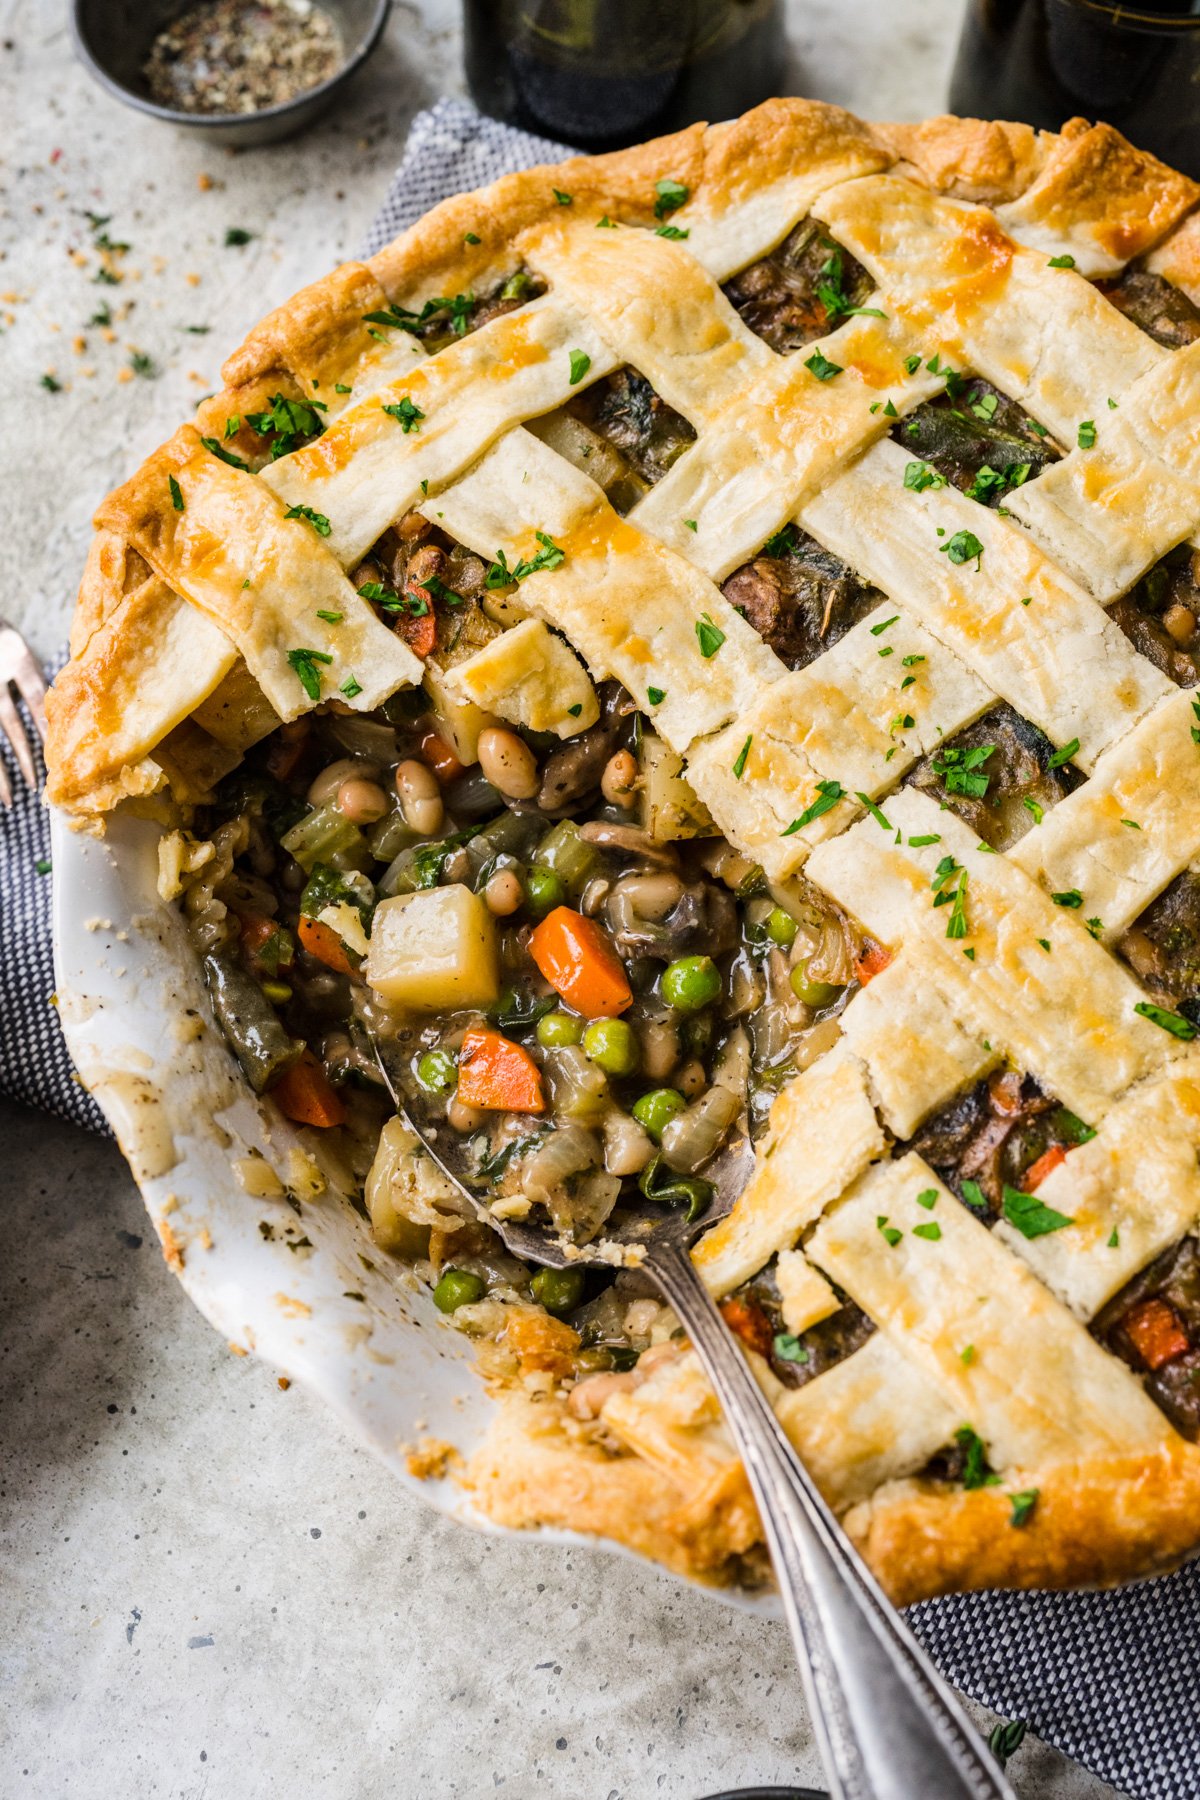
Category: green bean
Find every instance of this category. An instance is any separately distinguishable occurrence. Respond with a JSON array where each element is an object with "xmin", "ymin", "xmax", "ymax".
[
  {"xmin": 582, "ymin": 1017, "xmax": 640, "ymax": 1076},
  {"xmin": 531, "ymin": 1266, "xmax": 586, "ymax": 1315},
  {"xmin": 662, "ymin": 954, "xmax": 722, "ymax": 1013},
  {"xmin": 433, "ymin": 1268, "xmax": 486, "ymax": 1313},
  {"xmin": 632, "ymin": 1087, "xmax": 686, "ymax": 1142},
  {"xmin": 202, "ymin": 952, "xmax": 301, "ymax": 1095}
]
